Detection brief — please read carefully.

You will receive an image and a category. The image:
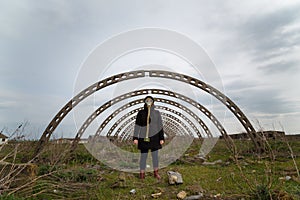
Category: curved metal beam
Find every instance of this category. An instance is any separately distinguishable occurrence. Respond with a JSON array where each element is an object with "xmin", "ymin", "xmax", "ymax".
[
  {"xmin": 78, "ymin": 89, "xmax": 223, "ymax": 140},
  {"xmin": 157, "ymin": 105, "xmax": 202, "ymax": 137},
  {"xmin": 148, "ymin": 71, "xmax": 259, "ymax": 146},
  {"xmin": 37, "ymin": 70, "xmax": 258, "ymax": 155},
  {"xmin": 163, "ymin": 118, "xmax": 188, "ymax": 137},
  {"xmin": 104, "ymin": 108, "xmax": 142, "ymax": 136},
  {"xmin": 119, "ymin": 114, "xmax": 191, "ymax": 141},
  {"xmin": 155, "ymin": 98, "xmax": 211, "ymax": 136},
  {"xmin": 113, "ymin": 106, "xmax": 202, "ymax": 138},
  {"xmin": 35, "ymin": 71, "xmax": 146, "ymax": 155},
  {"xmin": 114, "ymin": 111, "xmax": 195, "ymax": 140},
  {"xmin": 69, "ymin": 89, "xmax": 229, "ymax": 152},
  {"xmin": 105, "ymin": 103, "xmax": 205, "ymax": 138},
  {"xmin": 119, "ymin": 116, "xmax": 186, "ymax": 141},
  {"xmin": 120, "ymin": 116, "xmax": 189, "ymax": 141},
  {"xmin": 95, "ymin": 97, "xmax": 211, "ymax": 138}
]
